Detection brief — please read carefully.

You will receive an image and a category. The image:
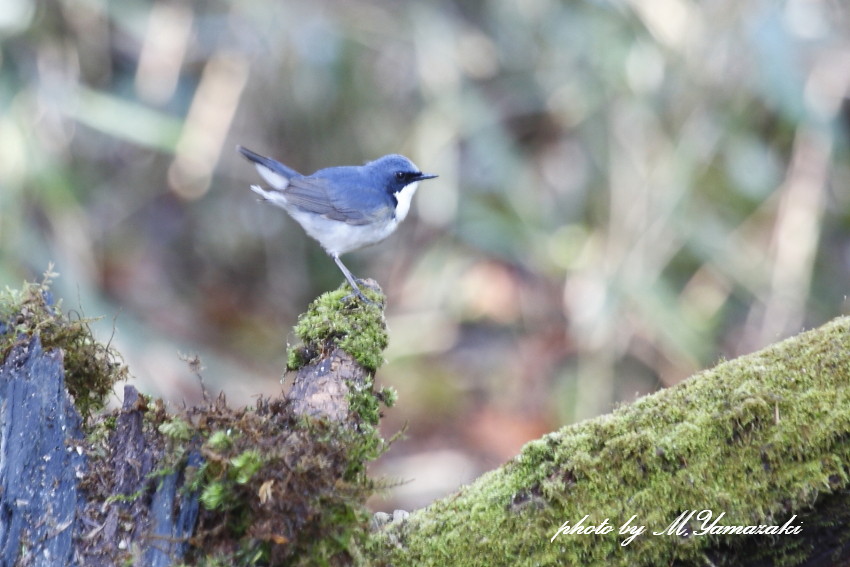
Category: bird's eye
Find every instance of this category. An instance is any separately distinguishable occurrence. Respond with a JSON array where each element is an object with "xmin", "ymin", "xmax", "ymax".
[{"xmin": 395, "ymin": 171, "xmax": 406, "ymax": 181}]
